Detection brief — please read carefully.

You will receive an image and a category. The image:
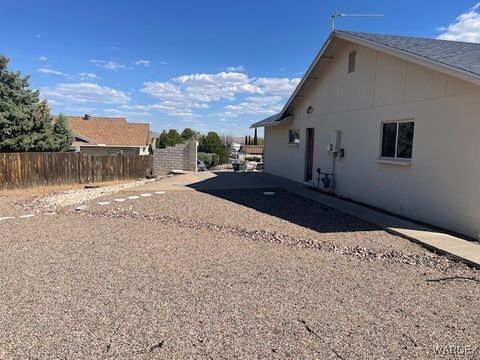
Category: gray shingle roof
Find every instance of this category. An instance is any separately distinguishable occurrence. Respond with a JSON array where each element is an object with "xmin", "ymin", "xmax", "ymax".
[
  {"xmin": 251, "ymin": 113, "xmax": 282, "ymax": 127},
  {"xmin": 337, "ymin": 31, "xmax": 480, "ymax": 77}
]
